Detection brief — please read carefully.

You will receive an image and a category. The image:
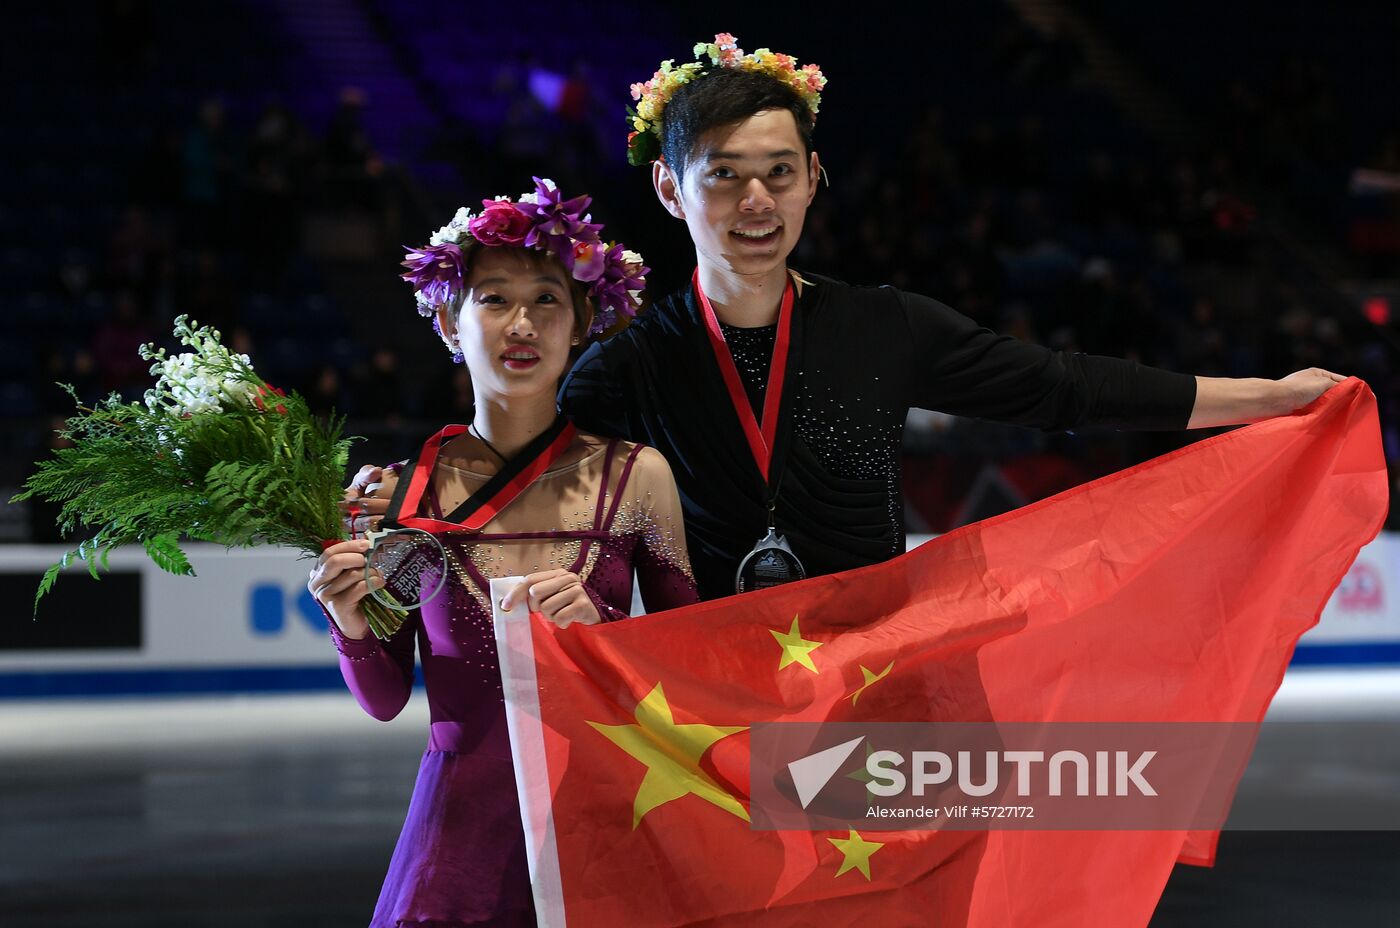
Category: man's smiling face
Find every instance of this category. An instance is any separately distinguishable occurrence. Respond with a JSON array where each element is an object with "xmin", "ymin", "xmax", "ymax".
[{"xmin": 655, "ymin": 108, "xmax": 821, "ymax": 279}]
